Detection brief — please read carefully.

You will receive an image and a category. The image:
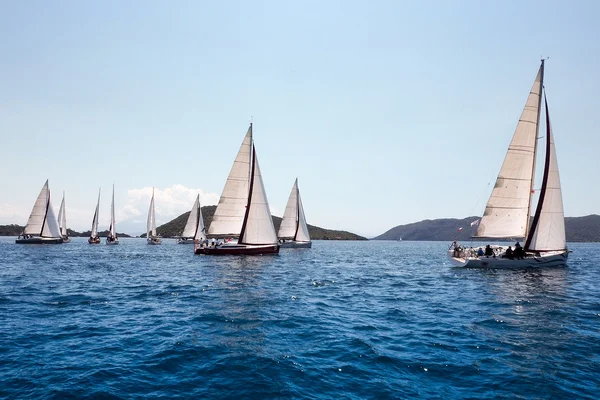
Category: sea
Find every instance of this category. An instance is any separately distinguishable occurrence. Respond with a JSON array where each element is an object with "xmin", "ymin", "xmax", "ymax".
[{"xmin": 0, "ymin": 237, "xmax": 598, "ymax": 399}]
